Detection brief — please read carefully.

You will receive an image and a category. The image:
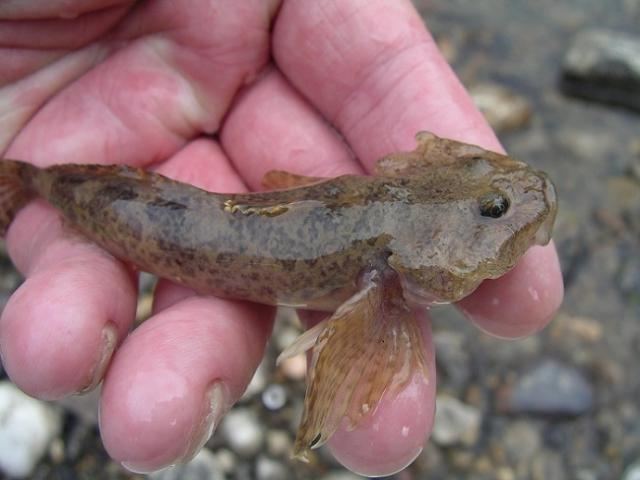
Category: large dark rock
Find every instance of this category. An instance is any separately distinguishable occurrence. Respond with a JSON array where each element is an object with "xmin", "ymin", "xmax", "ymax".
[{"xmin": 561, "ymin": 29, "xmax": 640, "ymax": 111}]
